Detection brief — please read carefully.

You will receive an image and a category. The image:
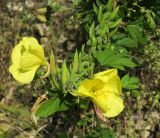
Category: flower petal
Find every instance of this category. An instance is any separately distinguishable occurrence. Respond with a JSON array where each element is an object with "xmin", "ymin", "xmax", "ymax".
[
  {"xmin": 11, "ymin": 43, "xmax": 22, "ymax": 67},
  {"xmin": 102, "ymin": 75, "xmax": 122, "ymax": 95},
  {"xmin": 20, "ymin": 51, "xmax": 42, "ymax": 70},
  {"xmin": 22, "ymin": 37, "xmax": 46, "ymax": 65},
  {"xmin": 92, "ymin": 92, "xmax": 124, "ymax": 118},
  {"xmin": 76, "ymin": 80, "xmax": 94, "ymax": 98},
  {"xmin": 9, "ymin": 64, "xmax": 40, "ymax": 84},
  {"xmin": 103, "ymin": 94, "xmax": 124, "ymax": 117},
  {"xmin": 94, "ymin": 69, "xmax": 117, "ymax": 83},
  {"xmin": 94, "ymin": 69, "xmax": 122, "ymax": 95}
]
